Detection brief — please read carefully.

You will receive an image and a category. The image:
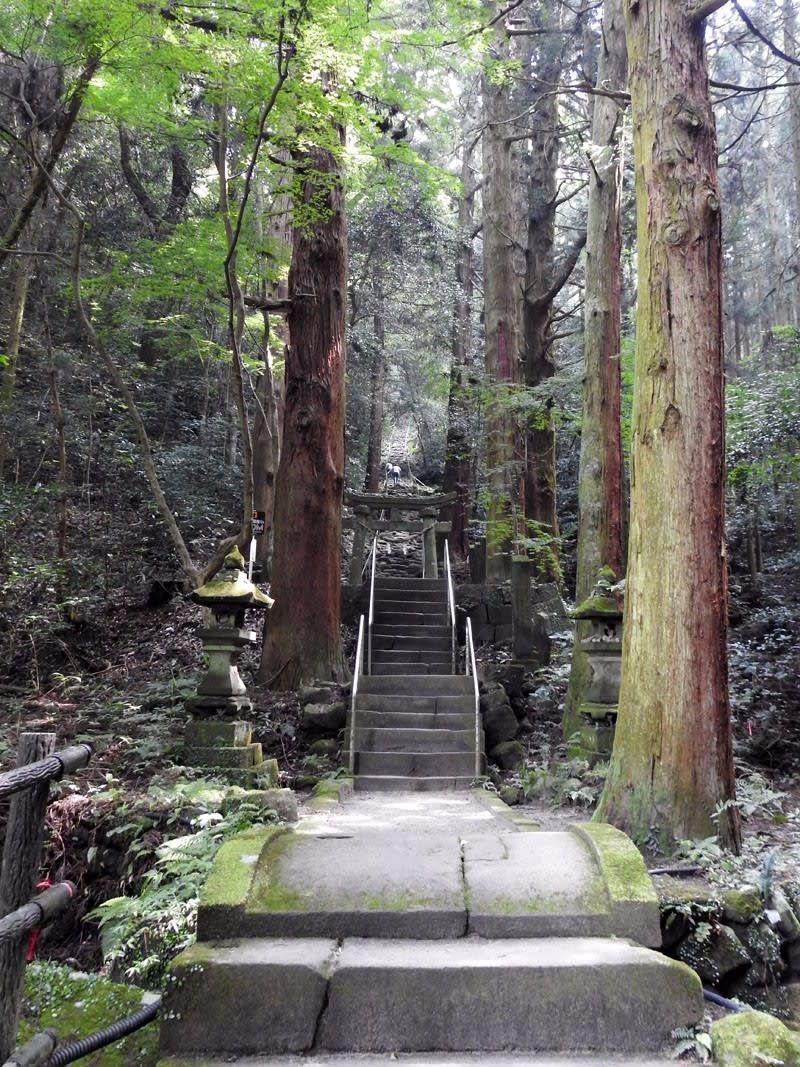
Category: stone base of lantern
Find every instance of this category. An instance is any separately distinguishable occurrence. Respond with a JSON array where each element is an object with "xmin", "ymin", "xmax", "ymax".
[
  {"xmin": 572, "ymin": 703, "xmax": 617, "ymax": 765},
  {"xmin": 183, "ymin": 718, "xmax": 278, "ymax": 784}
]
